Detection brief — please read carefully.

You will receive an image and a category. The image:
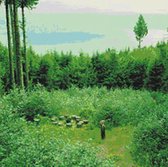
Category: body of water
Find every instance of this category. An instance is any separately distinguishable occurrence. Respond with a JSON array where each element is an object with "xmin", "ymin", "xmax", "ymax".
[{"xmin": 0, "ymin": 11, "xmax": 168, "ymax": 54}]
